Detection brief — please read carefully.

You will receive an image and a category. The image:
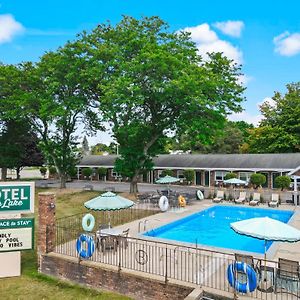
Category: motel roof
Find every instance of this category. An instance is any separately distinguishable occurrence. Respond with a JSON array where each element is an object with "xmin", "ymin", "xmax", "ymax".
[{"xmin": 78, "ymin": 153, "xmax": 300, "ymax": 172}]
